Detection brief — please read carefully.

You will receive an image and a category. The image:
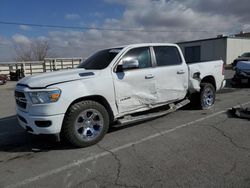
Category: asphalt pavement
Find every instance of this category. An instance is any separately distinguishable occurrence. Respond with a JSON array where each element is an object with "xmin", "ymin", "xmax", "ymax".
[{"xmin": 0, "ymin": 71, "xmax": 250, "ymax": 188}]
